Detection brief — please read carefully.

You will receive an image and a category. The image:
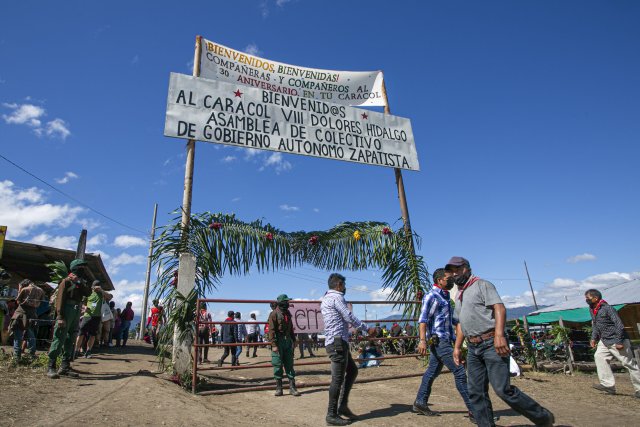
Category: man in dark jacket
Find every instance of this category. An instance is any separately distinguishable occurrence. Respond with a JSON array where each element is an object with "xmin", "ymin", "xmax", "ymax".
[
  {"xmin": 267, "ymin": 294, "xmax": 301, "ymax": 397},
  {"xmin": 587, "ymin": 289, "xmax": 640, "ymax": 397},
  {"xmin": 47, "ymin": 259, "xmax": 93, "ymax": 379},
  {"xmin": 217, "ymin": 310, "xmax": 238, "ymax": 367}
]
